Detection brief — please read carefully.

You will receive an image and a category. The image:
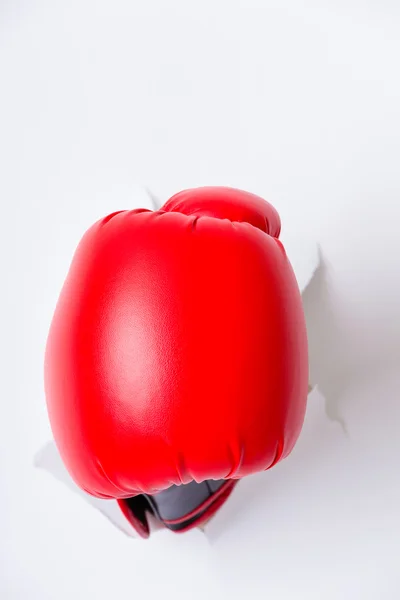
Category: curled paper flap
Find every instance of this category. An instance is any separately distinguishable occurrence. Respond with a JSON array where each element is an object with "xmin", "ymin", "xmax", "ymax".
[{"xmin": 34, "ymin": 442, "xmax": 138, "ymax": 537}]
